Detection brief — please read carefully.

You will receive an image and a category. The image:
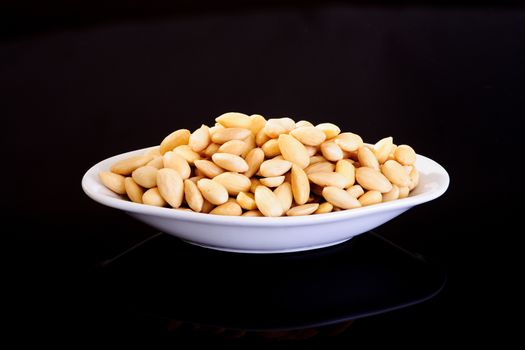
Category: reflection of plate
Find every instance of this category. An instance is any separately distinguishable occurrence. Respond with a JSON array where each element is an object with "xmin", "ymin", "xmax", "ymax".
[{"xmin": 82, "ymin": 147, "xmax": 449, "ymax": 254}]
